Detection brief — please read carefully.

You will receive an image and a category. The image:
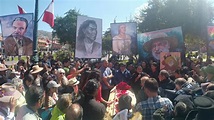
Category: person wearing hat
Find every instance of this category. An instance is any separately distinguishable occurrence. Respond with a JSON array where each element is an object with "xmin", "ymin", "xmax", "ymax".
[
  {"xmin": 82, "ymin": 79, "xmax": 106, "ymax": 120},
  {"xmin": 30, "ymin": 65, "xmax": 43, "ymax": 87},
  {"xmin": 190, "ymin": 96, "xmax": 214, "ymax": 120},
  {"xmin": 68, "ymin": 77, "xmax": 85, "ymax": 106},
  {"xmin": 0, "ymin": 83, "xmax": 22, "ymax": 120},
  {"xmin": 203, "ymin": 64, "xmax": 214, "ymax": 82},
  {"xmin": 44, "ymin": 81, "xmax": 60, "ymax": 109},
  {"xmin": 143, "ymin": 32, "xmax": 178, "ymax": 61}
]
